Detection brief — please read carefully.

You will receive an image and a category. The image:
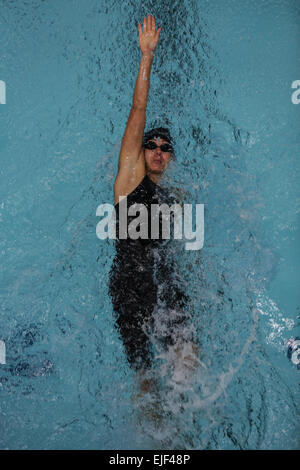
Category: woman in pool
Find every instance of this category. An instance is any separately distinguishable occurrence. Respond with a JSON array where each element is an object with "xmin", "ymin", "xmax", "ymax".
[{"xmin": 109, "ymin": 14, "xmax": 198, "ymax": 396}]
